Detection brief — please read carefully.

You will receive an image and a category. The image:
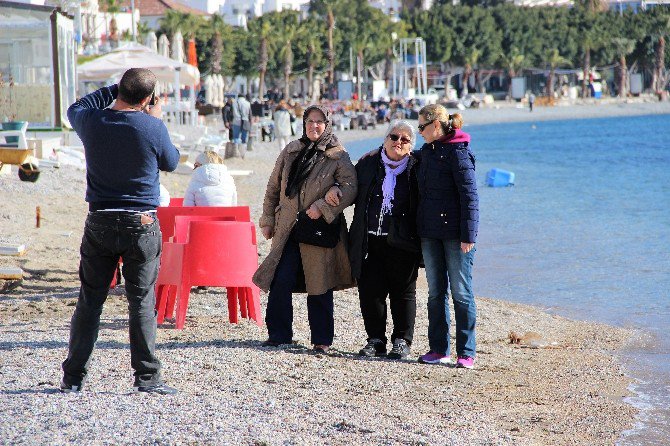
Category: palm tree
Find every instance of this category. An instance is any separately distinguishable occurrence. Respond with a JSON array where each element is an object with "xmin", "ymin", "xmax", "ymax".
[
  {"xmin": 611, "ymin": 38, "xmax": 635, "ymax": 98},
  {"xmin": 297, "ymin": 18, "xmax": 324, "ymax": 100},
  {"xmin": 544, "ymin": 48, "xmax": 570, "ymax": 97},
  {"xmin": 325, "ymin": 0, "xmax": 336, "ymax": 91},
  {"xmin": 651, "ymin": 15, "xmax": 670, "ymax": 94},
  {"xmin": 499, "ymin": 47, "xmax": 525, "ymax": 101},
  {"xmin": 276, "ymin": 13, "xmax": 299, "ymax": 100},
  {"xmin": 351, "ymin": 31, "xmax": 374, "ymax": 102},
  {"xmin": 207, "ymin": 15, "xmax": 227, "ymax": 75},
  {"xmin": 248, "ymin": 16, "xmax": 273, "ymax": 100},
  {"xmin": 461, "ymin": 47, "xmax": 481, "ymax": 97}
]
